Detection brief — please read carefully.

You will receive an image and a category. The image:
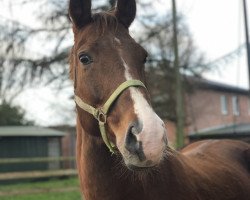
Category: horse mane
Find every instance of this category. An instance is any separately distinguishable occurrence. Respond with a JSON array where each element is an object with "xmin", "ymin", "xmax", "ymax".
[{"xmin": 69, "ymin": 11, "xmax": 118, "ymax": 81}]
